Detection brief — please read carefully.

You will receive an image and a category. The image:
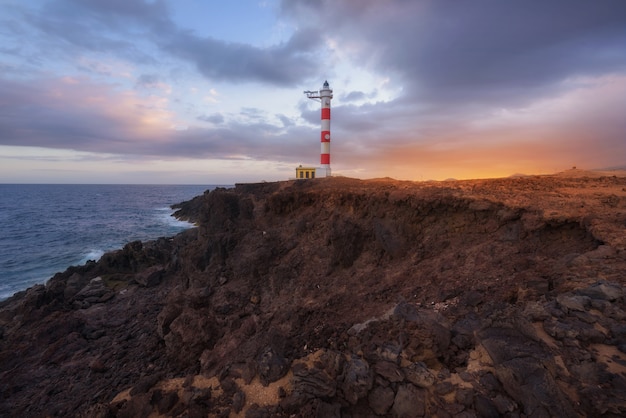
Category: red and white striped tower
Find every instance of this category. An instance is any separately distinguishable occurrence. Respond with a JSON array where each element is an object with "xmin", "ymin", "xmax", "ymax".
[{"xmin": 305, "ymin": 80, "xmax": 333, "ymax": 177}]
